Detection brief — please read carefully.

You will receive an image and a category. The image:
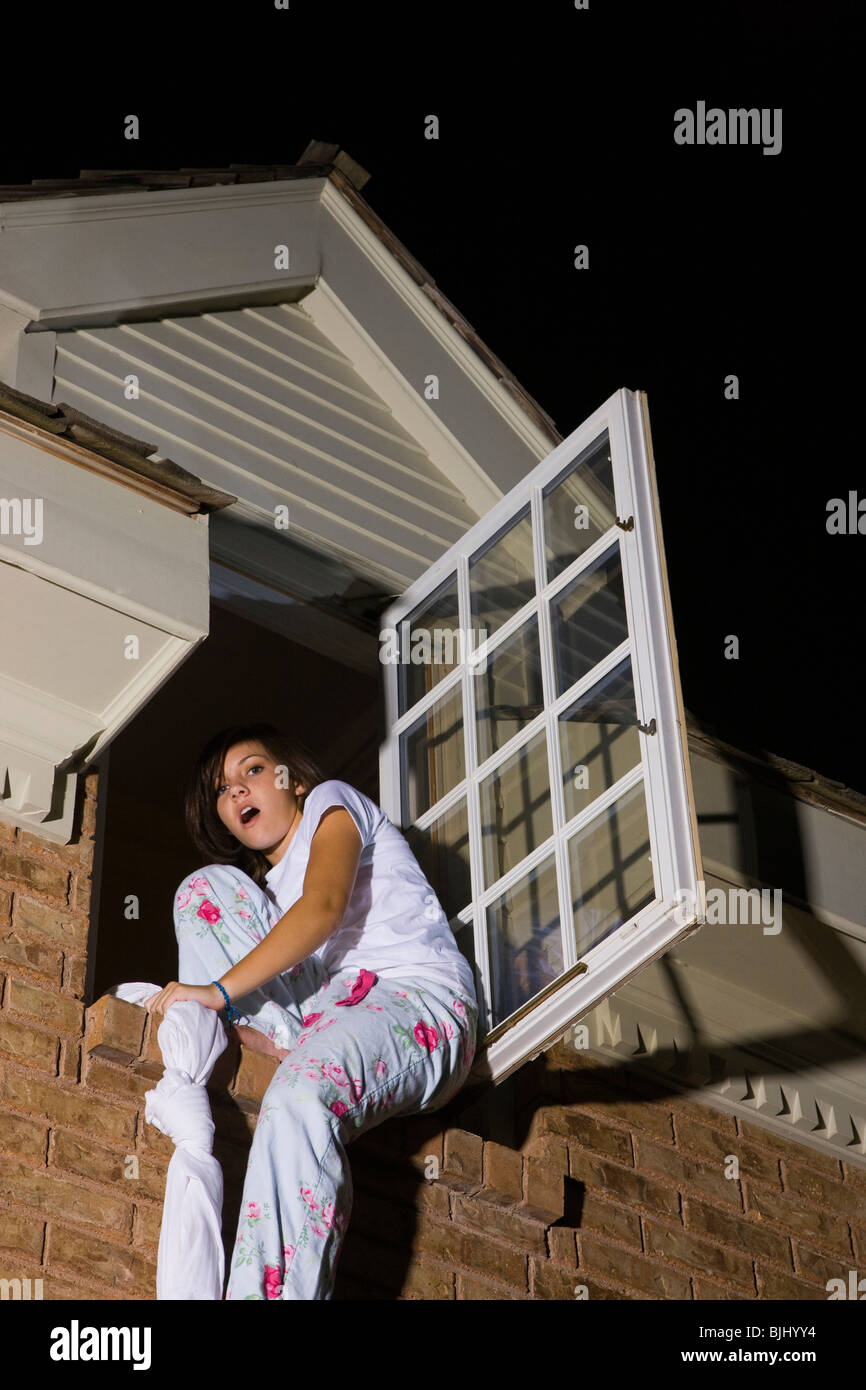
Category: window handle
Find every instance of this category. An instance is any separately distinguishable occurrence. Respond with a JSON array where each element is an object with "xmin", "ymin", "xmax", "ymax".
[
  {"xmin": 637, "ymin": 717, "xmax": 657, "ymax": 736},
  {"xmin": 615, "ymin": 515, "xmax": 634, "ymax": 531}
]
